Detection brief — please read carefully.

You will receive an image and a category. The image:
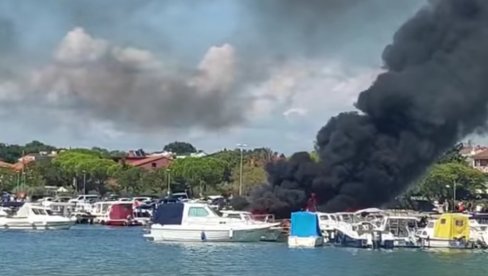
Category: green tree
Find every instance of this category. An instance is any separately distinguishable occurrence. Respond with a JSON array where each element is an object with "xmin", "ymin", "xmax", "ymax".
[
  {"xmin": 140, "ymin": 168, "xmax": 168, "ymax": 195},
  {"xmin": 53, "ymin": 150, "xmax": 121, "ymax": 194},
  {"xmin": 309, "ymin": 151, "xmax": 319, "ymax": 162},
  {"xmin": 418, "ymin": 162, "xmax": 486, "ymax": 200},
  {"xmin": 0, "ymin": 140, "xmax": 57, "ymax": 163},
  {"xmin": 30, "ymin": 158, "xmax": 70, "ymax": 187},
  {"xmin": 170, "ymin": 157, "xmax": 226, "ymax": 196},
  {"xmin": 163, "ymin": 141, "xmax": 197, "ymax": 155},
  {"xmin": 0, "ymin": 168, "xmax": 18, "ymax": 192},
  {"xmin": 114, "ymin": 167, "xmax": 143, "ymax": 194},
  {"xmin": 230, "ymin": 162, "xmax": 267, "ymax": 195},
  {"xmin": 437, "ymin": 143, "xmax": 466, "ymax": 164}
]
